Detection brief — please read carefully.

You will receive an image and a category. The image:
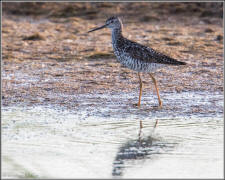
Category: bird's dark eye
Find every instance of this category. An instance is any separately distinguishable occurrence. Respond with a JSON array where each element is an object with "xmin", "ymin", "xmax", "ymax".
[{"xmin": 106, "ymin": 16, "xmax": 116, "ymax": 24}]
